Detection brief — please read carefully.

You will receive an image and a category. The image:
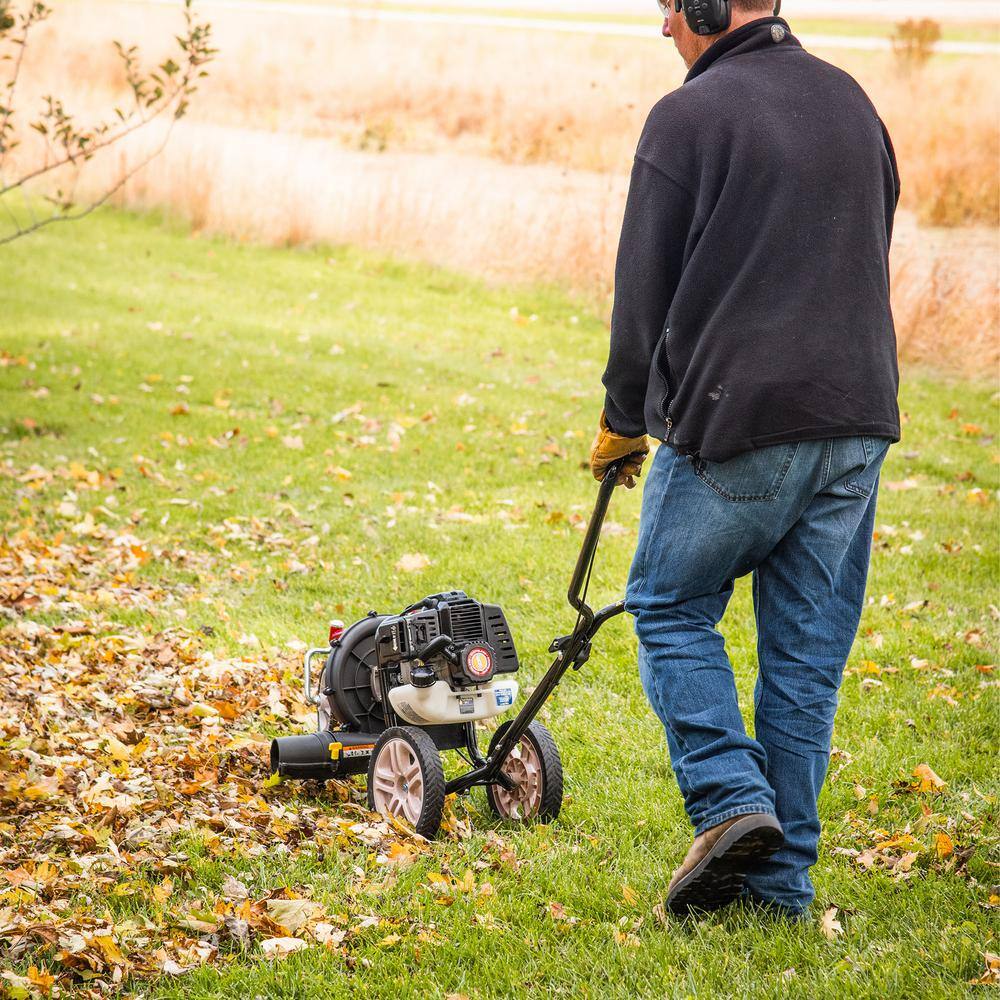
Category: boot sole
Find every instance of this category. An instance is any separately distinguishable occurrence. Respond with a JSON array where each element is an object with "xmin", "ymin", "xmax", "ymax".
[{"xmin": 666, "ymin": 814, "xmax": 784, "ymax": 916}]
